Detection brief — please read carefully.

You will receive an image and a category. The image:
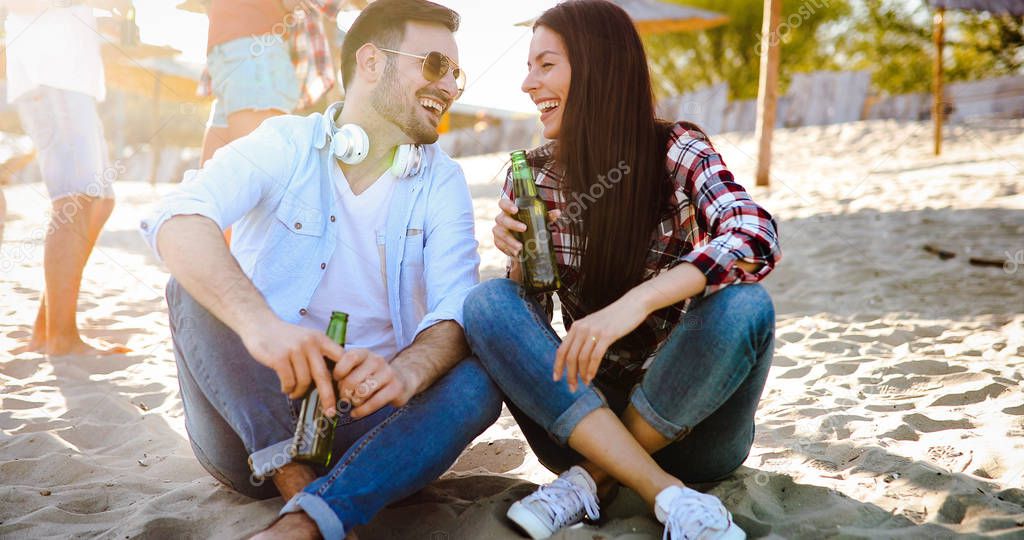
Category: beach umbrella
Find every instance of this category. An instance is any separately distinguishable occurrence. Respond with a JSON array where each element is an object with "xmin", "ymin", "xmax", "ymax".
[
  {"xmin": 928, "ymin": 0, "xmax": 1024, "ymax": 155},
  {"xmin": 516, "ymin": 0, "xmax": 729, "ymax": 35}
]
